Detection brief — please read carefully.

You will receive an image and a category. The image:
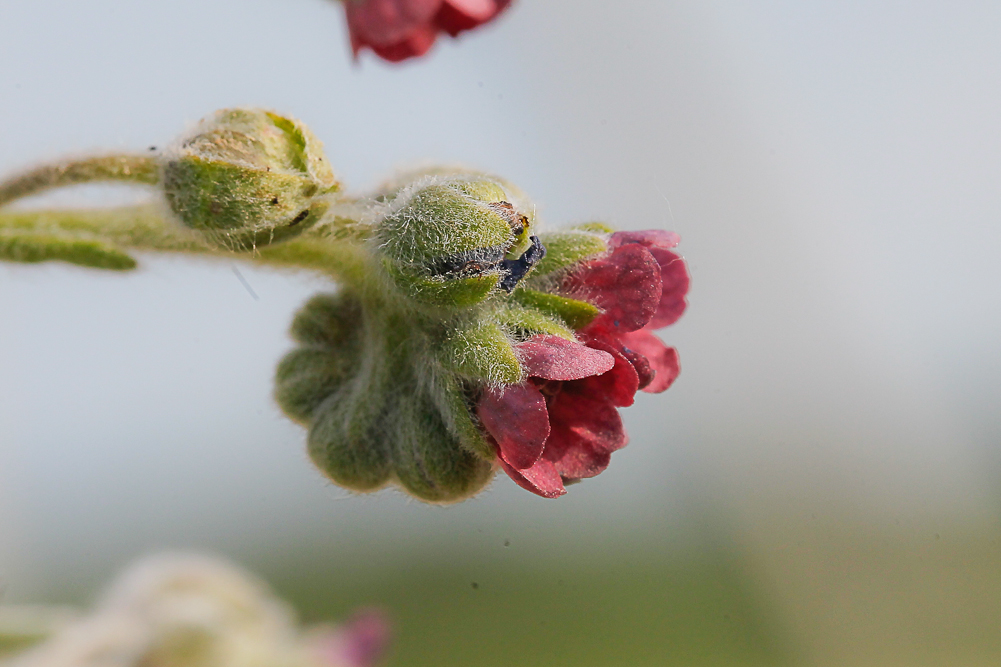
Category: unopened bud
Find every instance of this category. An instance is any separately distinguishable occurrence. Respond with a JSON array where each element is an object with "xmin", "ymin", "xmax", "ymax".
[
  {"xmin": 376, "ymin": 176, "xmax": 545, "ymax": 307},
  {"xmin": 162, "ymin": 108, "xmax": 339, "ymax": 250}
]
